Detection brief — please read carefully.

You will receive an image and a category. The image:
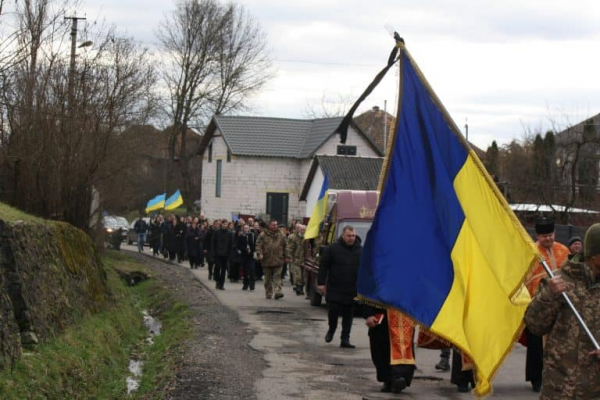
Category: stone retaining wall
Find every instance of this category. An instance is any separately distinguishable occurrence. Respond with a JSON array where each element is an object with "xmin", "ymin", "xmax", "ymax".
[{"xmin": 0, "ymin": 219, "xmax": 109, "ymax": 370}]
